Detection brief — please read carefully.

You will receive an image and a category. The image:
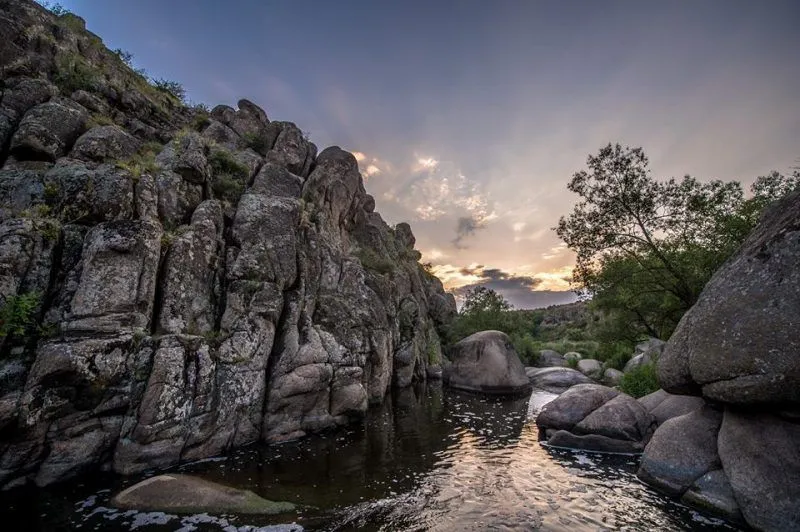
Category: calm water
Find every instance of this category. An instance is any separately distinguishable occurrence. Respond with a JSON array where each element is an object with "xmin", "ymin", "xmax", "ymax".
[{"xmin": 1, "ymin": 384, "xmax": 740, "ymax": 531}]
